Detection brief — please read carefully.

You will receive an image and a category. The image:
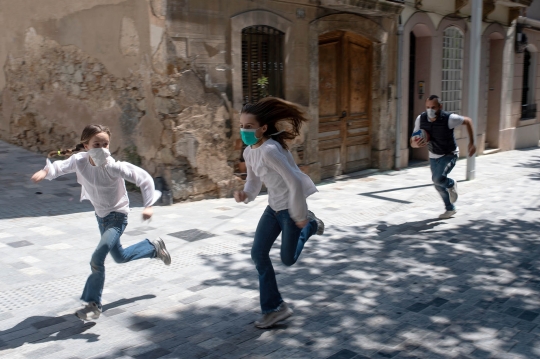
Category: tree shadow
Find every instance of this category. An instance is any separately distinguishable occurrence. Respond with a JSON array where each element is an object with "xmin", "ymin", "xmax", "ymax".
[
  {"xmin": 67, "ymin": 212, "xmax": 540, "ymax": 359},
  {"xmin": 516, "ymin": 155, "xmax": 540, "ymax": 181},
  {"xmin": 0, "ymin": 295, "xmax": 155, "ymax": 352}
]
